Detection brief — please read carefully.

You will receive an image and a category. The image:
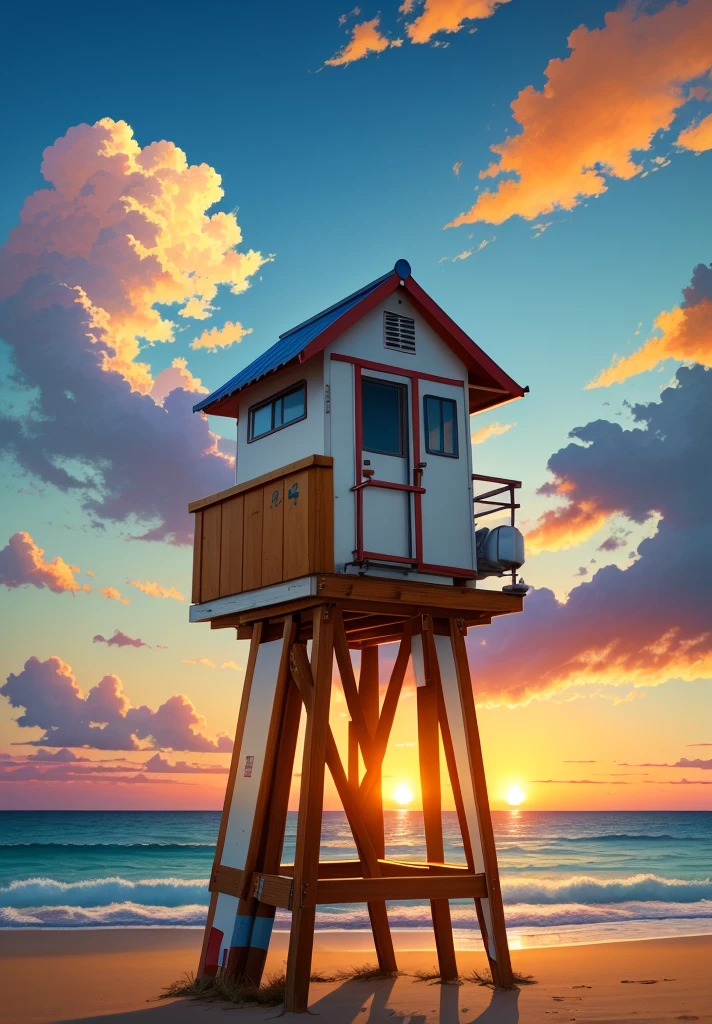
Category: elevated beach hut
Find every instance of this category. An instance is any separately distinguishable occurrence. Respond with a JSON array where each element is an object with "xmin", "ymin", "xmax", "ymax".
[{"xmin": 189, "ymin": 260, "xmax": 528, "ymax": 1011}]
